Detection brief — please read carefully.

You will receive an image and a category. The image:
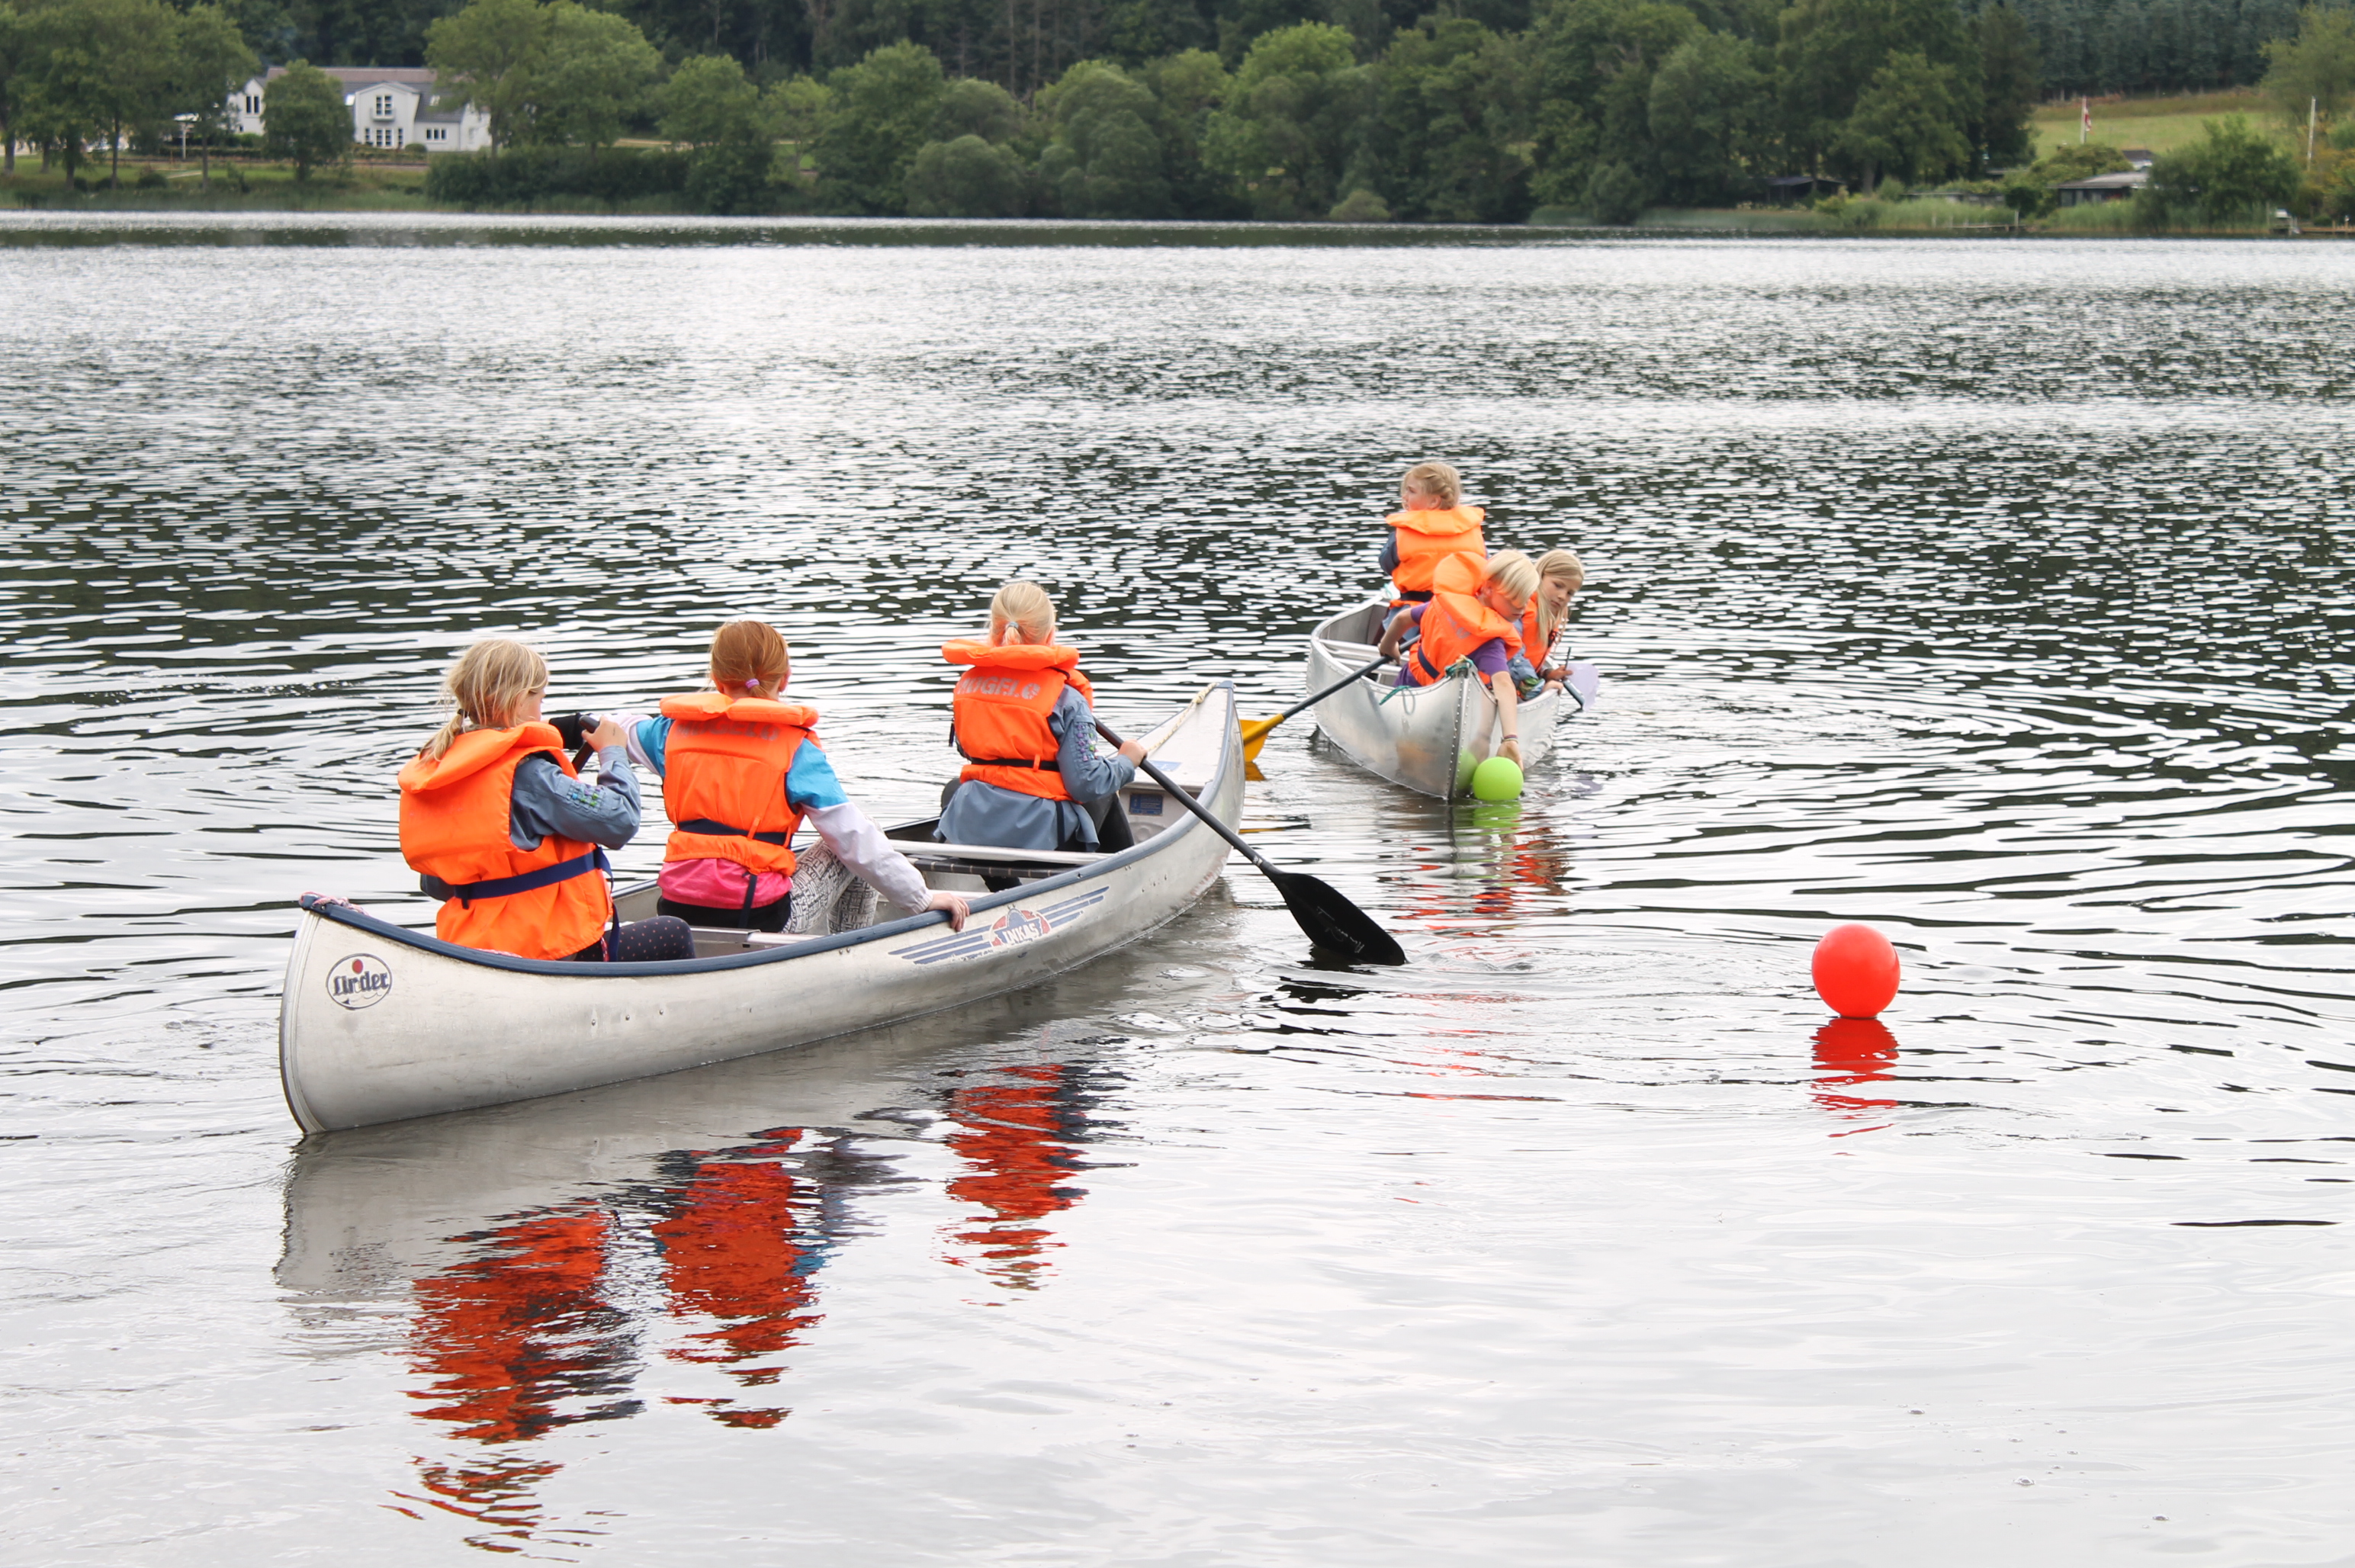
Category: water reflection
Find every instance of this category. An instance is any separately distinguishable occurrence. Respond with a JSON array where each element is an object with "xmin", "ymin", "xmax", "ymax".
[
  {"xmin": 1812, "ymin": 1017, "xmax": 1902, "ymax": 1120},
  {"xmin": 942, "ymin": 1064, "xmax": 1098, "ymax": 1291}
]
